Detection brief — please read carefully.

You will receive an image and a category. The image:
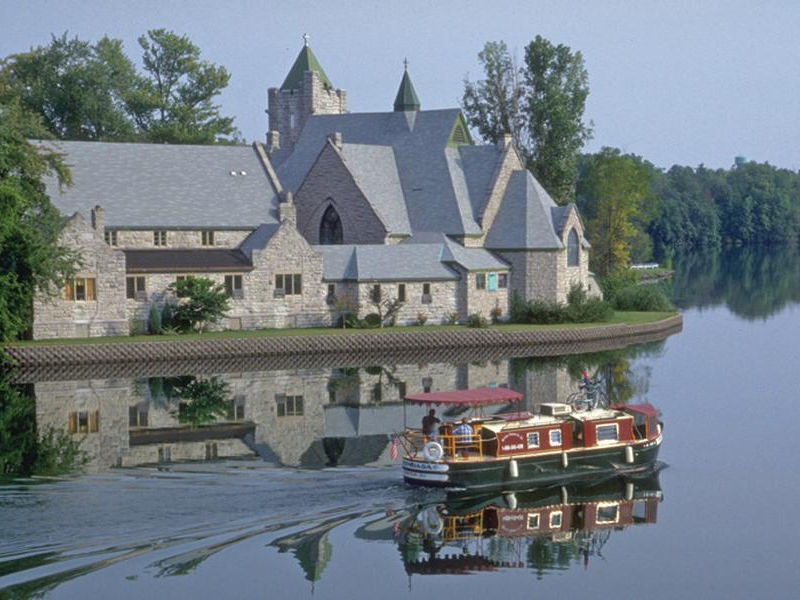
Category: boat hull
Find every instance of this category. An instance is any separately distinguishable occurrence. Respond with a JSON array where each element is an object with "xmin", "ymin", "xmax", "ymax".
[{"xmin": 403, "ymin": 435, "xmax": 661, "ymax": 491}]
